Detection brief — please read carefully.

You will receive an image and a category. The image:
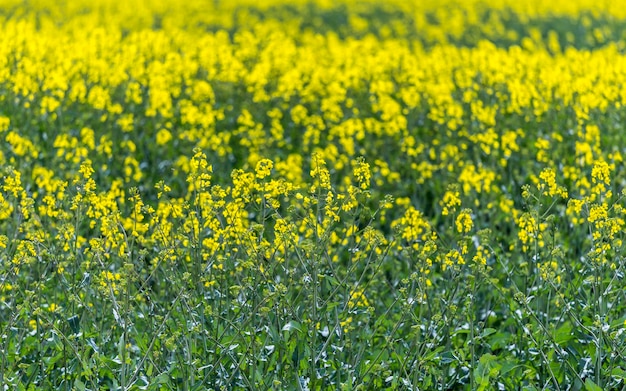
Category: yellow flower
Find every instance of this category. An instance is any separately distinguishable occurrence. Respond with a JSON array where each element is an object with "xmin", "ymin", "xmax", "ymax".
[
  {"xmin": 78, "ymin": 159, "xmax": 95, "ymax": 180},
  {"xmin": 3, "ymin": 169, "xmax": 23, "ymax": 198},
  {"xmin": 443, "ymin": 249, "xmax": 465, "ymax": 270},
  {"xmin": 156, "ymin": 128, "xmax": 173, "ymax": 146},
  {"xmin": 455, "ymin": 209, "xmax": 473, "ymax": 234},
  {"xmin": 348, "ymin": 288, "xmax": 370, "ymax": 309},
  {"xmin": 538, "ymin": 168, "xmax": 568, "ymax": 198},
  {"xmin": 310, "ymin": 153, "xmax": 331, "ymax": 192},
  {"xmin": 0, "ymin": 116, "xmax": 9, "ymax": 132},
  {"xmin": 441, "ymin": 186, "xmax": 461, "ymax": 216},
  {"xmin": 255, "ymin": 159, "xmax": 273, "ymax": 180},
  {"xmin": 352, "ymin": 157, "xmax": 371, "ymax": 190},
  {"xmin": 588, "ymin": 203, "xmax": 608, "ymax": 223},
  {"xmin": 591, "ymin": 160, "xmax": 611, "ymax": 194}
]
